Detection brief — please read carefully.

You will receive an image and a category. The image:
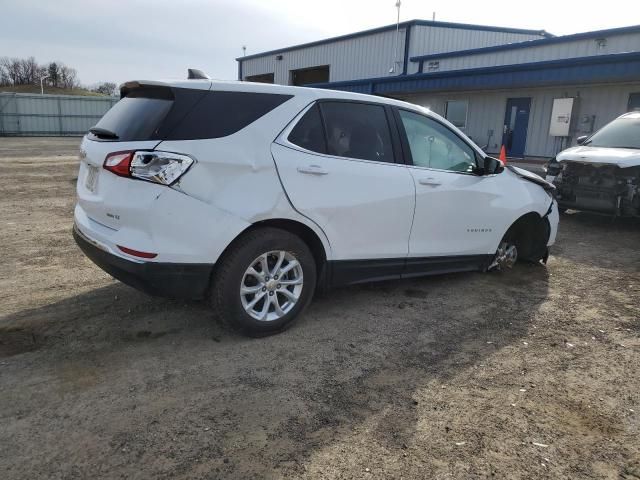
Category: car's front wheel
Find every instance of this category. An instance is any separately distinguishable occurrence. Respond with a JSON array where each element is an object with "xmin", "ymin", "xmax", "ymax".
[{"xmin": 210, "ymin": 227, "xmax": 316, "ymax": 336}]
